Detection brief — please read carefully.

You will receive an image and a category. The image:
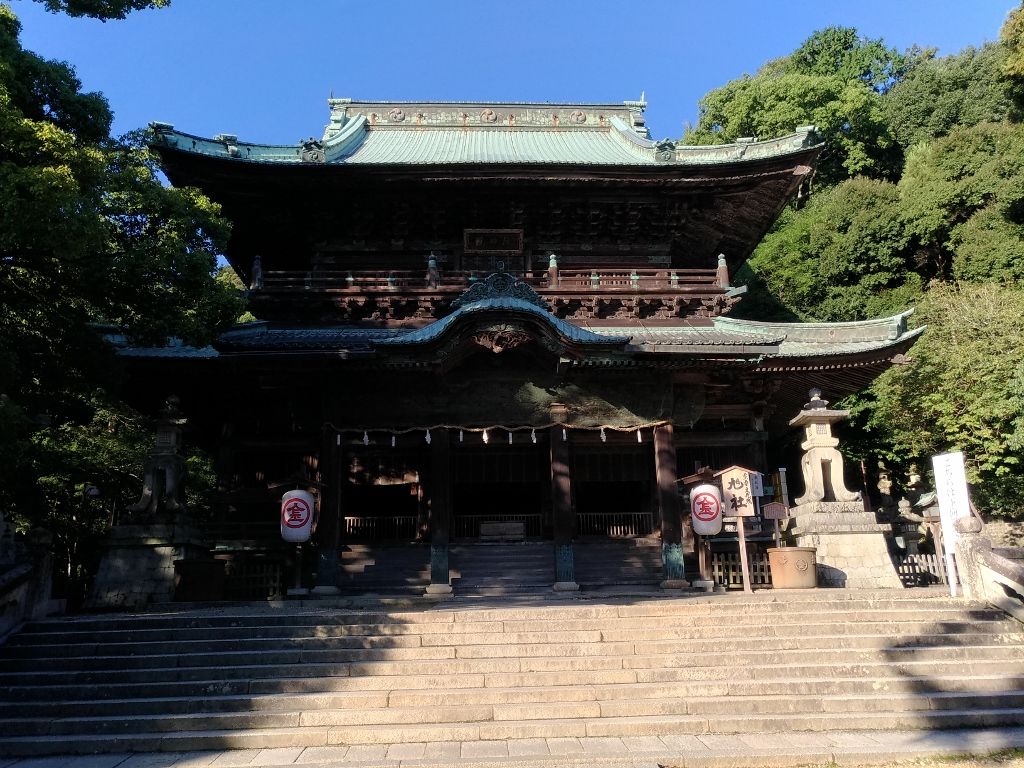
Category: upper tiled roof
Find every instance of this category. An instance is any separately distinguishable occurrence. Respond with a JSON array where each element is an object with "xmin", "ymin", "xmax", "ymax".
[{"xmin": 149, "ymin": 98, "xmax": 822, "ymax": 168}]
